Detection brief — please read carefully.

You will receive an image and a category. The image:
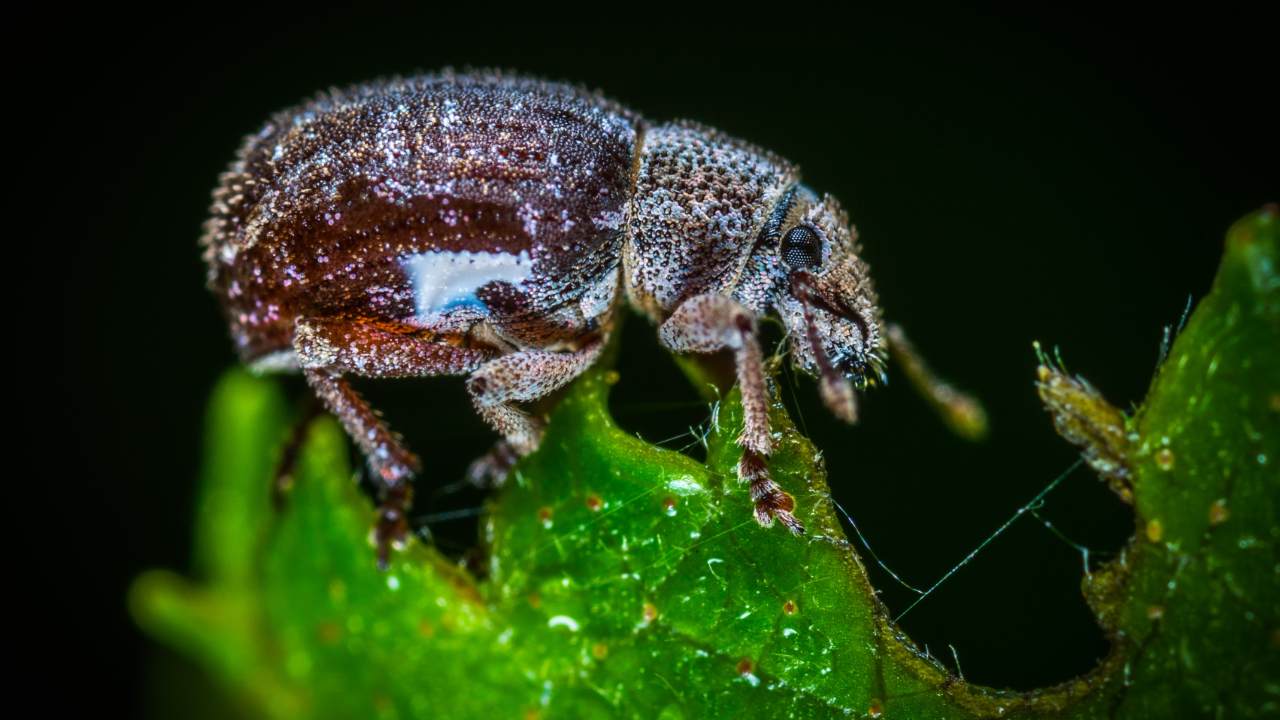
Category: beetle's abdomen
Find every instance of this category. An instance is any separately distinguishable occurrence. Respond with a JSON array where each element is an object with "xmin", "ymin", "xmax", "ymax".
[{"xmin": 203, "ymin": 72, "xmax": 640, "ymax": 361}]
